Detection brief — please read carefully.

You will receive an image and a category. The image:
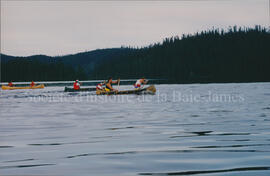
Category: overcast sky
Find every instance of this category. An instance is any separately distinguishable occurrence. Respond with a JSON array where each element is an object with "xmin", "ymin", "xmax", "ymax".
[{"xmin": 1, "ymin": 0, "xmax": 269, "ymax": 56}]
